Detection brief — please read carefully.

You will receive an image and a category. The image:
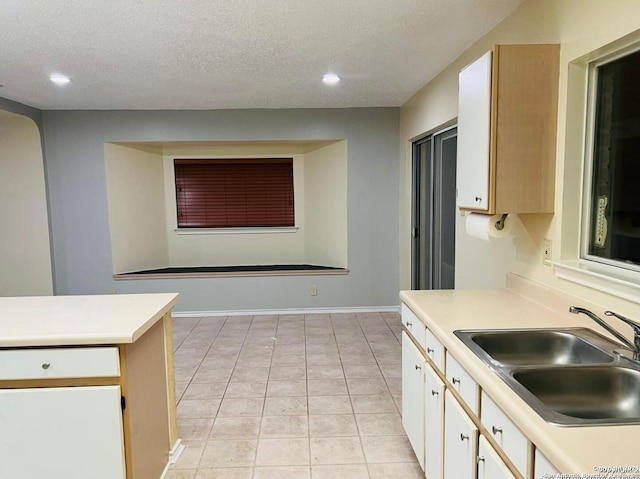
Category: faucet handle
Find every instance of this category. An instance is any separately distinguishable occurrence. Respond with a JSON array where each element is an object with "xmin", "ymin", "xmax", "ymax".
[{"xmin": 604, "ymin": 311, "xmax": 640, "ymax": 334}]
